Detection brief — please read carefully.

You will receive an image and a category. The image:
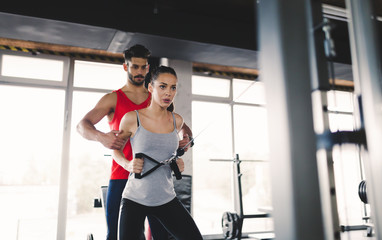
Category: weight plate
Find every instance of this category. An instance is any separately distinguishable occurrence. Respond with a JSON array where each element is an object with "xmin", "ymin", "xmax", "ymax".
[
  {"xmin": 222, "ymin": 211, "xmax": 240, "ymax": 239},
  {"xmin": 358, "ymin": 180, "xmax": 368, "ymax": 204}
]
